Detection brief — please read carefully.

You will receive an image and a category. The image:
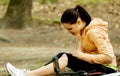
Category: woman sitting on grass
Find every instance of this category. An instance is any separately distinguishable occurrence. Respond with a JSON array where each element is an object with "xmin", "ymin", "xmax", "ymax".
[{"xmin": 6, "ymin": 5, "xmax": 117, "ymax": 76}]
